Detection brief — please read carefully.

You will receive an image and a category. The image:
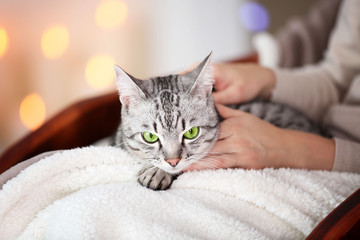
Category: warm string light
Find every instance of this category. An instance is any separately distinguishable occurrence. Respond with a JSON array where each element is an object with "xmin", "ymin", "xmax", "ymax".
[
  {"xmin": 85, "ymin": 55, "xmax": 116, "ymax": 89},
  {"xmin": 95, "ymin": 0, "xmax": 128, "ymax": 31},
  {"xmin": 19, "ymin": 93, "xmax": 46, "ymax": 130},
  {"xmin": 0, "ymin": 27, "xmax": 9, "ymax": 58},
  {"xmin": 41, "ymin": 25, "xmax": 70, "ymax": 60}
]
